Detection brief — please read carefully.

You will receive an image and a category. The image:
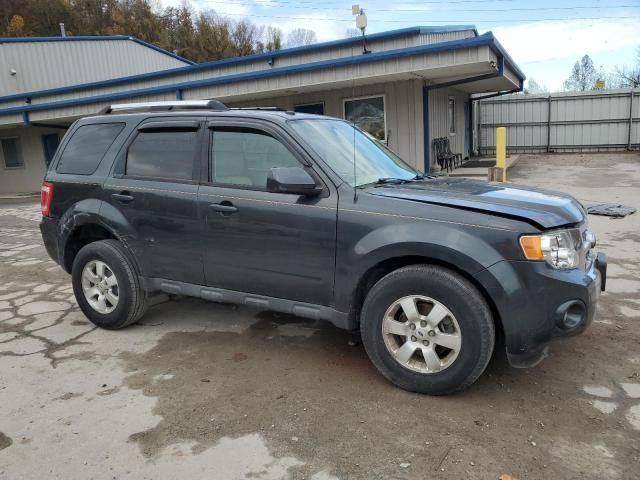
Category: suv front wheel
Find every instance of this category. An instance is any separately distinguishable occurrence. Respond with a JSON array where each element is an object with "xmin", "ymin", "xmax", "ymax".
[
  {"xmin": 360, "ymin": 265, "xmax": 495, "ymax": 395},
  {"xmin": 72, "ymin": 240, "xmax": 147, "ymax": 329}
]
